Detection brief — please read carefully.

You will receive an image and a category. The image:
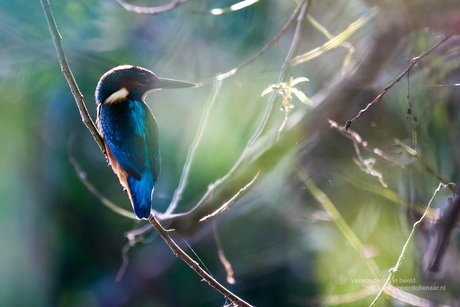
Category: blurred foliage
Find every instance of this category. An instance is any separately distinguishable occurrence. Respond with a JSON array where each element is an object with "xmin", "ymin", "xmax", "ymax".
[{"xmin": 1, "ymin": 0, "xmax": 460, "ymax": 306}]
